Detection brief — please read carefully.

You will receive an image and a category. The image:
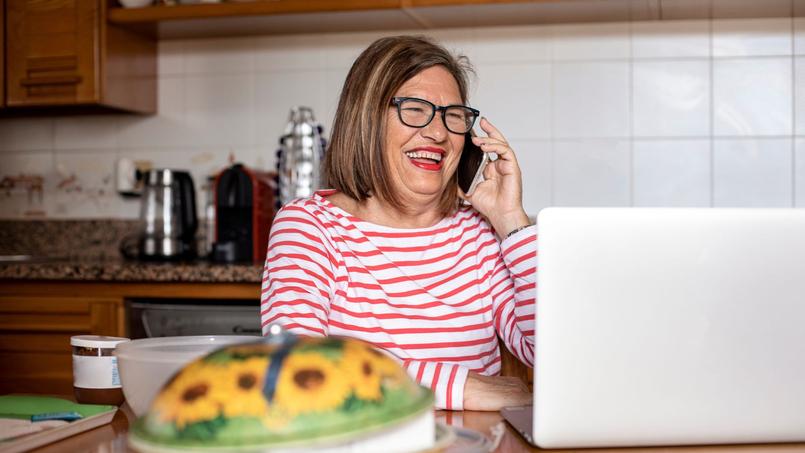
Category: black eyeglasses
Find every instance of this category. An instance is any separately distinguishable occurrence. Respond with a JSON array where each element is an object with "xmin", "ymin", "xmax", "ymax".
[{"xmin": 390, "ymin": 97, "xmax": 480, "ymax": 135}]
